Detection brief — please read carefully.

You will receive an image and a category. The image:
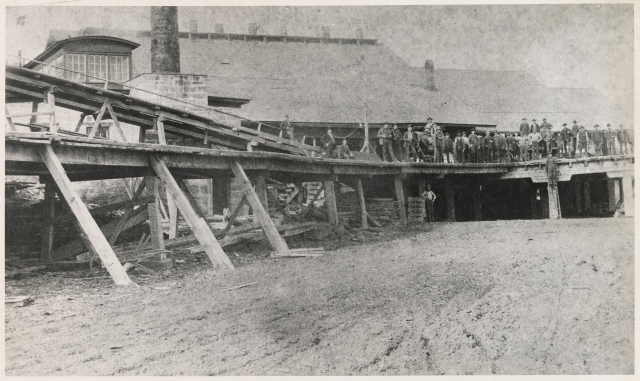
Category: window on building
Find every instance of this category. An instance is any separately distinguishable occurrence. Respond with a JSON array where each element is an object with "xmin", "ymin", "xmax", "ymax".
[
  {"xmin": 53, "ymin": 55, "xmax": 64, "ymax": 77},
  {"xmin": 87, "ymin": 55, "xmax": 108, "ymax": 82},
  {"xmin": 109, "ymin": 56, "xmax": 129, "ymax": 82},
  {"xmin": 65, "ymin": 54, "xmax": 86, "ymax": 82}
]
